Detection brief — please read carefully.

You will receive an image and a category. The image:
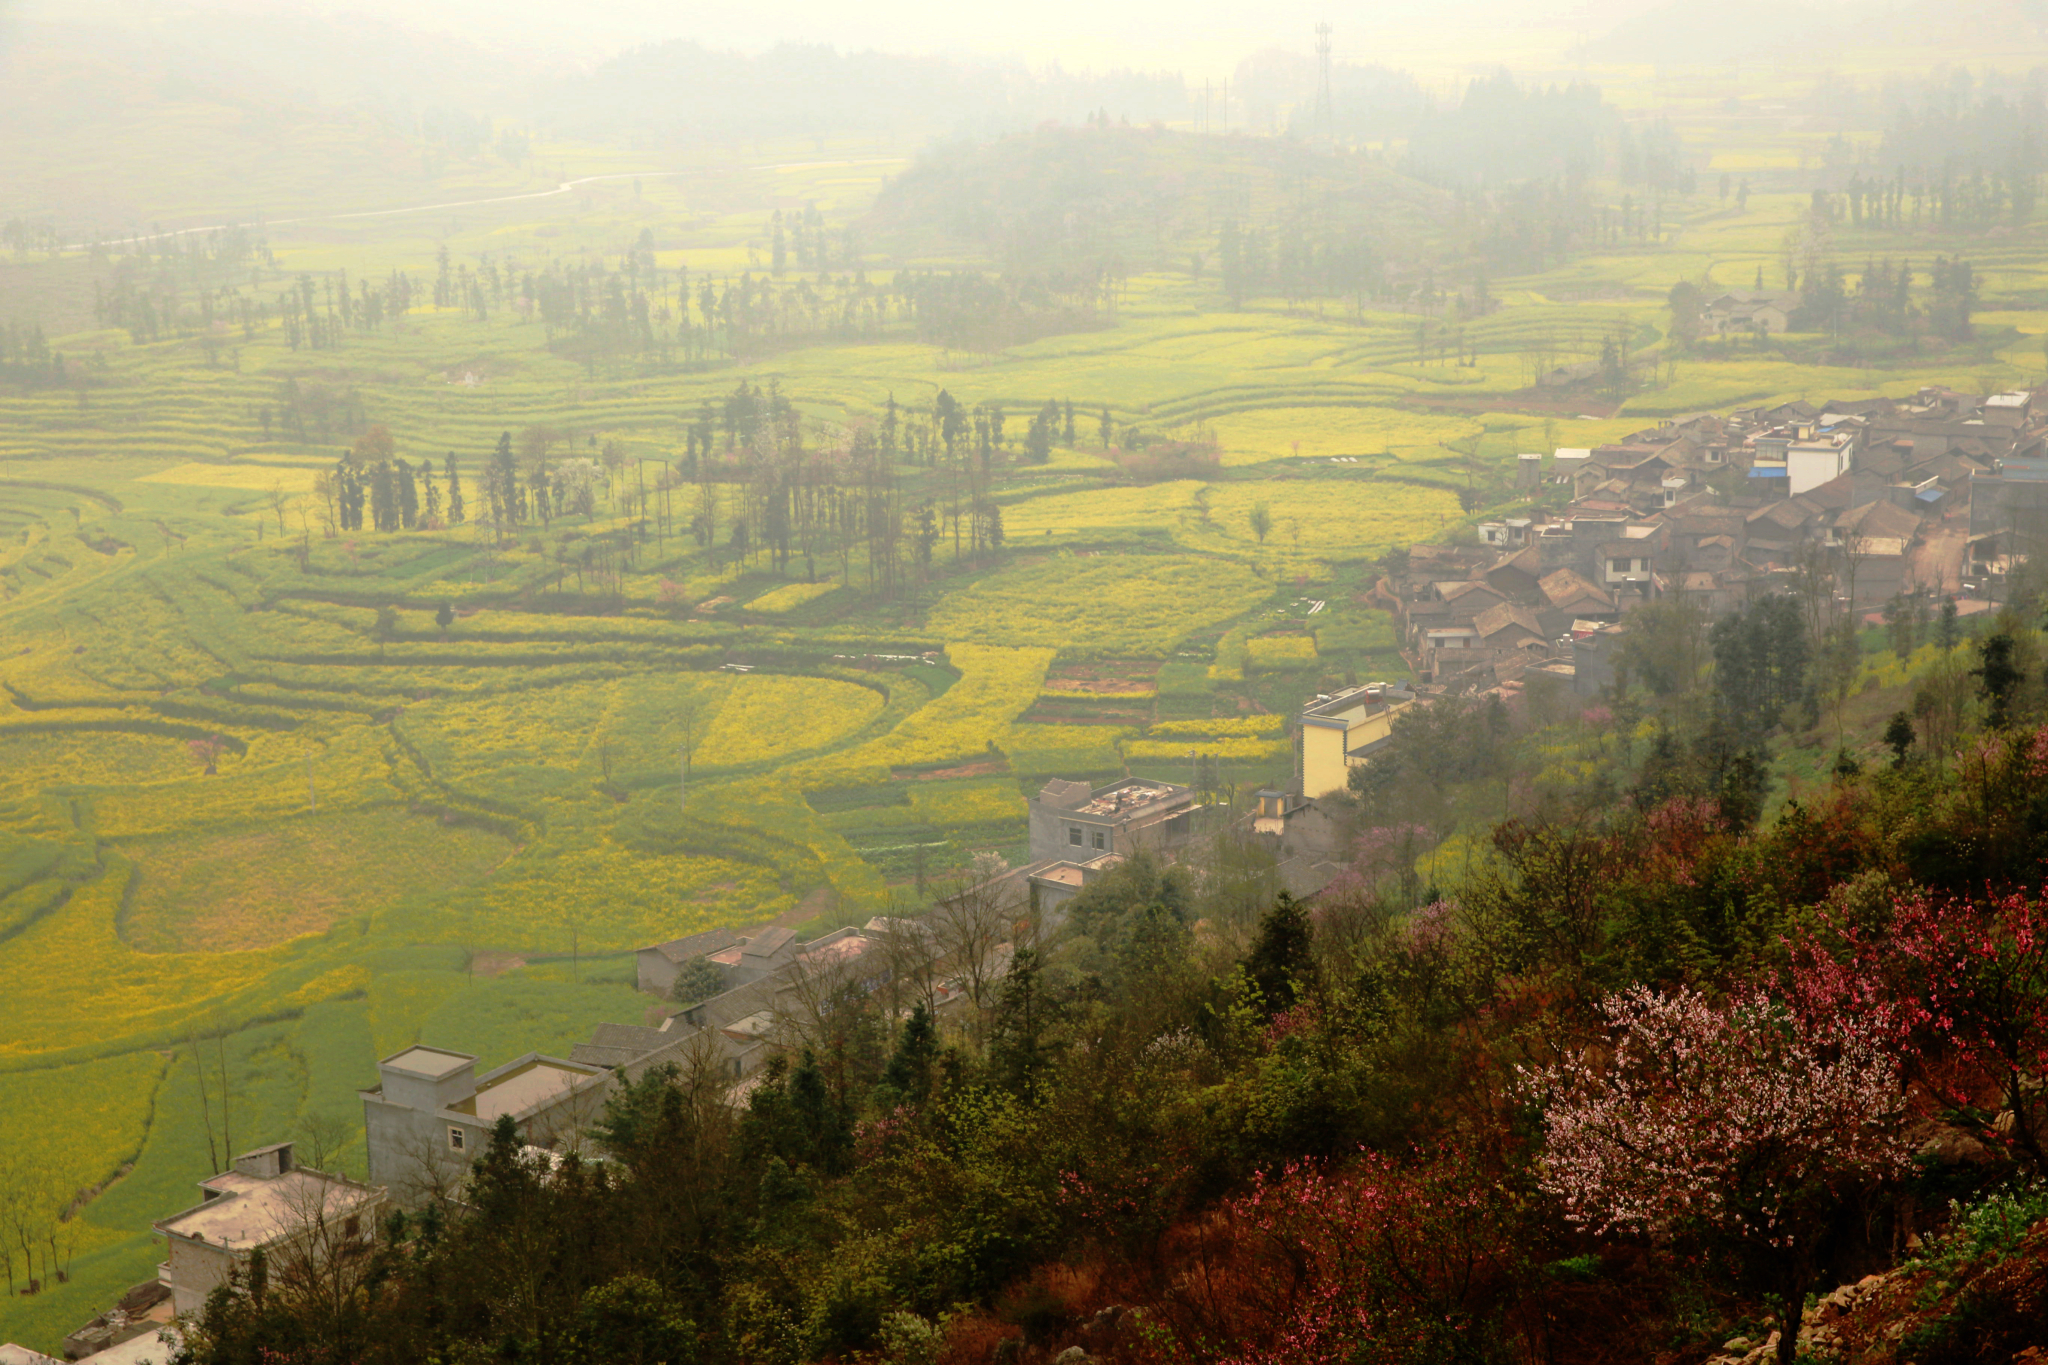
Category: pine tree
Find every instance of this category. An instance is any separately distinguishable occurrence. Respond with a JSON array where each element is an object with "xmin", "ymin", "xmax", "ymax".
[
  {"xmin": 1244, "ymin": 891, "xmax": 1314, "ymax": 1016},
  {"xmin": 397, "ymin": 459, "xmax": 419, "ymax": 529},
  {"xmin": 1883, "ymin": 710, "xmax": 1917, "ymax": 765},
  {"xmin": 445, "ymin": 453, "xmax": 465, "ymax": 525},
  {"xmin": 876, "ymin": 1004, "xmax": 938, "ymax": 1109},
  {"xmin": 490, "ymin": 432, "xmax": 517, "ymax": 525}
]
